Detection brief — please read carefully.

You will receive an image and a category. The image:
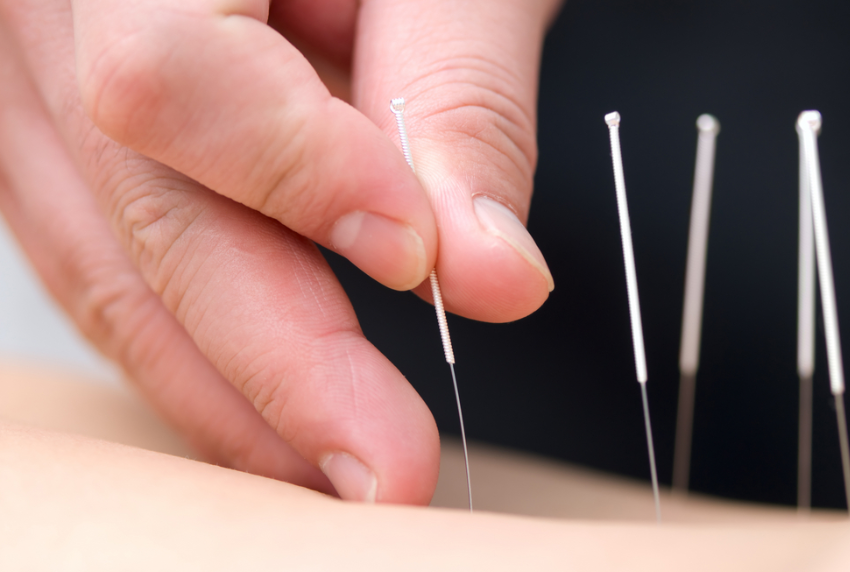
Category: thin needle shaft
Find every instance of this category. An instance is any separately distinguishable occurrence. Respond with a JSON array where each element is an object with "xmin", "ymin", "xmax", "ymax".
[
  {"xmin": 451, "ymin": 363, "xmax": 473, "ymax": 512},
  {"xmin": 672, "ymin": 372, "xmax": 696, "ymax": 493},
  {"xmin": 673, "ymin": 114, "xmax": 720, "ymax": 493},
  {"xmin": 605, "ymin": 111, "xmax": 661, "ymax": 522},
  {"xmin": 798, "ymin": 110, "xmax": 850, "ymax": 511},
  {"xmin": 798, "ymin": 373, "xmax": 814, "ymax": 511},
  {"xmin": 836, "ymin": 396, "xmax": 850, "ymax": 509},
  {"xmin": 796, "ymin": 118, "xmax": 816, "ymax": 512},
  {"xmin": 641, "ymin": 382, "xmax": 662, "ymax": 521},
  {"xmin": 391, "ymin": 98, "xmax": 472, "ymax": 512}
]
